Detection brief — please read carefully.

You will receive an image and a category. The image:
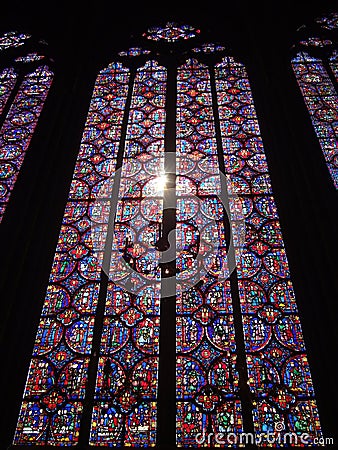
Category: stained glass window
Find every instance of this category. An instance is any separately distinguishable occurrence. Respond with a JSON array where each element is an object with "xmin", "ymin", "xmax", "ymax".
[
  {"xmin": 89, "ymin": 60, "xmax": 166, "ymax": 446},
  {"xmin": 0, "ymin": 31, "xmax": 53, "ymax": 222},
  {"xmin": 291, "ymin": 13, "xmax": 338, "ymax": 188},
  {"xmin": 14, "ymin": 23, "xmax": 322, "ymax": 447},
  {"xmin": 176, "ymin": 59, "xmax": 243, "ymax": 445},
  {"xmin": 14, "ymin": 61, "xmax": 129, "ymax": 445},
  {"xmin": 215, "ymin": 56, "xmax": 322, "ymax": 445}
]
